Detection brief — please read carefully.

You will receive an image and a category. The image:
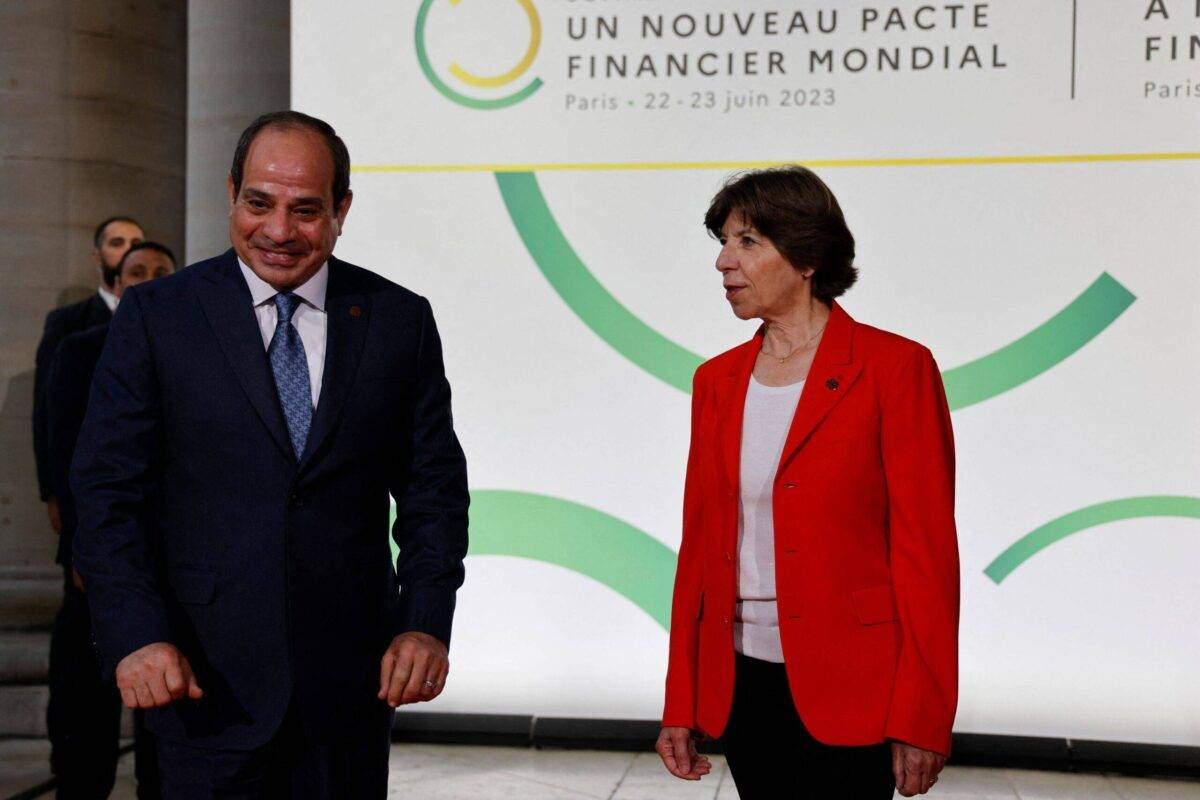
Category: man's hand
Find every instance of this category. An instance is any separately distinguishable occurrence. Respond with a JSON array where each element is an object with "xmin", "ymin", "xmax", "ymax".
[
  {"xmin": 70, "ymin": 568, "xmax": 84, "ymax": 592},
  {"xmin": 892, "ymin": 741, "xmax": 946, "ymax": 796},
  {"xmin": 46, "ymin": 497, "xmax": 62, "ymax": 536},
  {"xmin": 656, "ymin": 727, "xmax": 712, "ymax": 781},
  {"xmin": 115, "ymin": 642, "xmax": 203, "ymax": 709},
  {"xmin": 377, "ymin": 631, "xmax": 449, "ymax": 707}
]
